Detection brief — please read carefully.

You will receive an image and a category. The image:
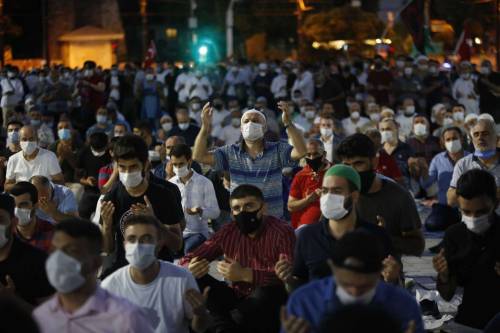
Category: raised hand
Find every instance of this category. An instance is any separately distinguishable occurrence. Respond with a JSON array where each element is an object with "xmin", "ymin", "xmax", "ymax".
[
  {"xmin": 278, "ymin": 101, "xmax": 292, "ymax": 127},
  {"xmin": 201, "ymin": 102, "xmax": 213, "ymax": 130},
  {"xmin": 382, "ymin": 255, "xmax": 401, "ymax": 283},
  {"xmin": 432, "ymin": 249, "xmax": 449, "ymax": 282},
  {"xmin": 131, "ymin": 196, "xmax": 154, "ymax": 216},
  {"xmin": 216, "ymin": 256, "xmax": 247, "ymax": 282},
  {"xmin": 280, "ymin": 306, "xmax": 310, "ymax": 333},
  {"xmin": 185, "ymin": 287, "xmax": 210, "ymax": 316},
  {"xmin": 100, "ymin": 200, "xmax": 115, "ymax": 230},
  {"xmin": 275, "ymin": 253, "xmax": 293, "ymax": 283}
]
